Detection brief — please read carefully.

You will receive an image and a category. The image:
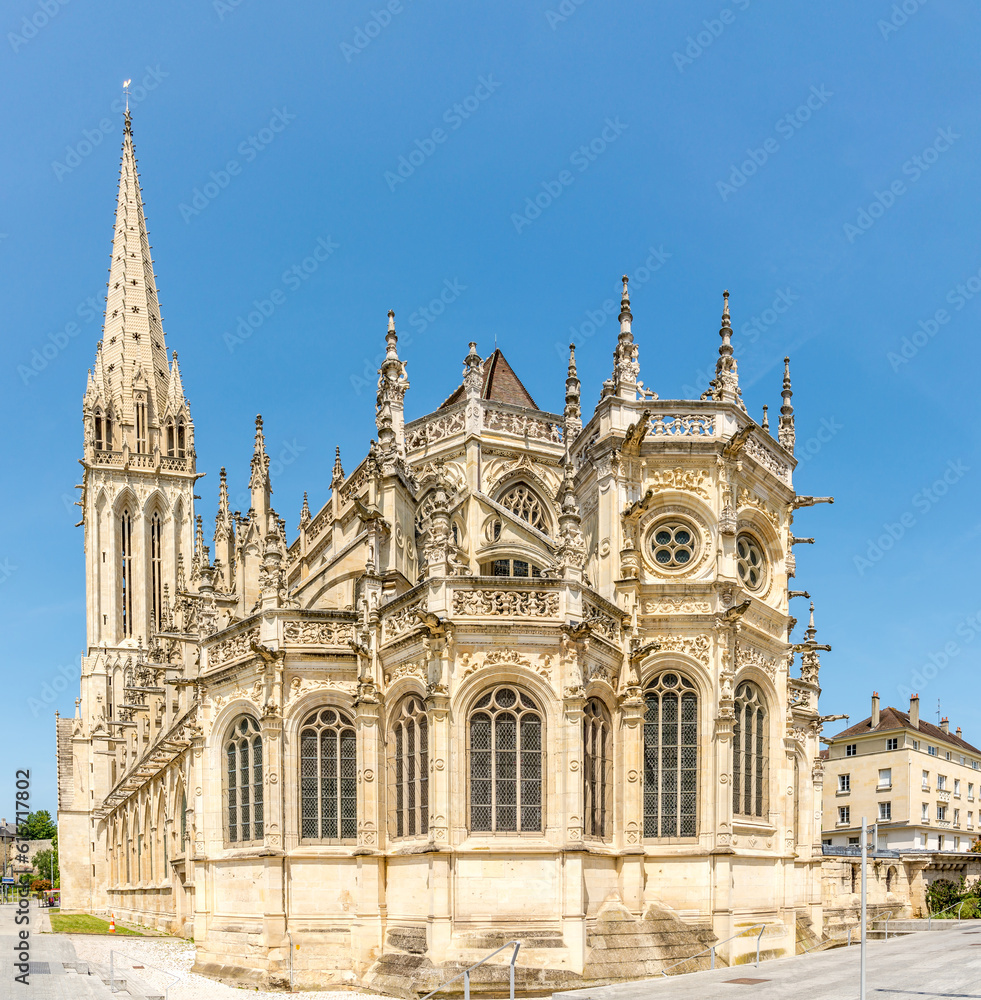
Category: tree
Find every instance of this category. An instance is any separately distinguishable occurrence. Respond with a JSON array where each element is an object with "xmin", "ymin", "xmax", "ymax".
[
  {"xmin": 31, "ymin": 847, "xmax": 59, "ymax": 888},
  {"xmin": 18, "ymin": 811, "xmax": 56, "ymax": 841},
  {"xmin": 30, "ymin": 878, "xmax": 51, "ymax": 895},
  {"xmin": 969, "ymin": 838, "xmax": 981, "ymax": 854}
]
